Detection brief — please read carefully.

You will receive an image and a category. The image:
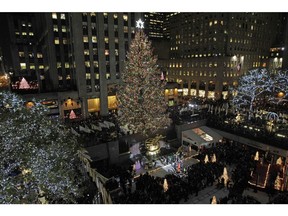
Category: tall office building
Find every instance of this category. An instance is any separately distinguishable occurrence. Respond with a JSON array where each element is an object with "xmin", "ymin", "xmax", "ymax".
[
  {"xmin": 166, "ymin": 13, "xmax": 285, "ymax": 100},
  {"xmin": 4, "ymin": 13, "xmax": 44, "ymax": 93},
  {"xmin": 3, "ymin": 12, "xmax": 141, "ymax": 119},
  {"xmin": 144, "ymin": 12, "xmax": 168, "ymax": 39}
]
